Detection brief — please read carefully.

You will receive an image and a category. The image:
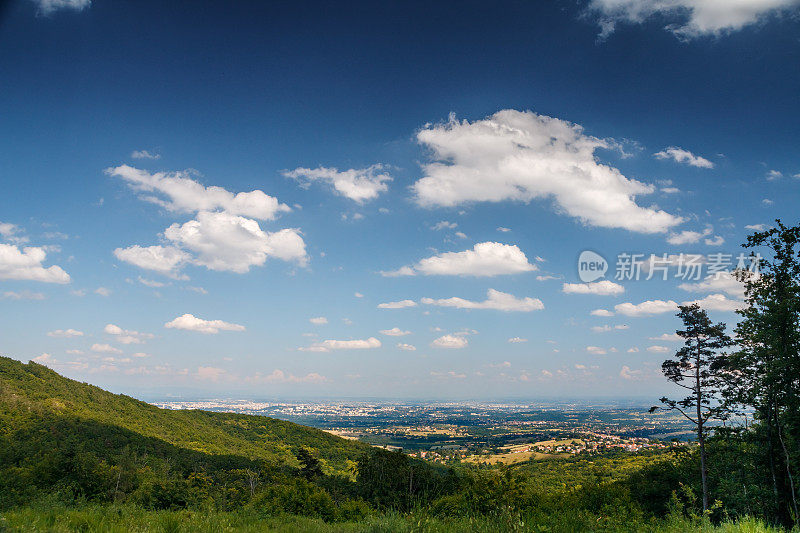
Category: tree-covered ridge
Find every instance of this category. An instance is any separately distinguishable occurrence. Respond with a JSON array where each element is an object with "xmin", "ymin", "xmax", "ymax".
[{"xmin": 0, "ymin": 356, "xmax": 369, "ymax": 474}]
